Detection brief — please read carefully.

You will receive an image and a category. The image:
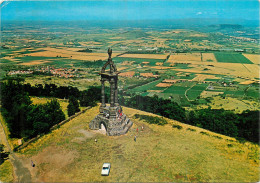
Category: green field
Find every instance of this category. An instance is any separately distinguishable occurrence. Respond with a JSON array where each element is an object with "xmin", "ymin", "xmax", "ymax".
[
  {"xmin": 14, "ymin": 56, "xmax": 59, "ymax": 63},
  {"xmin": 214, "ymin": 53, "xmax": 253, "ymax": 64},
  {"xmin": 163, "ymin": 86, "xmax": 188, "ymax": 94},
  {"xmin": 113, "ymin": 57, "xmax": 165, "ymax": 66},
  {"xmin": 186, "ymin": 84, "xmax": 208, "ymax": 100},
  {"xmin": 130, "ymin": 79, "xmax": 163, "ymax": 93}
]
